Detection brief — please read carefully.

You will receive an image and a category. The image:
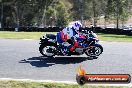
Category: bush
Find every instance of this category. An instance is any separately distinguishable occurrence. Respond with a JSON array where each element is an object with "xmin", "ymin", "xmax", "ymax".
[{"xmin": 1, "ymin": 27, "xmax": 132, "ymax": 36}]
